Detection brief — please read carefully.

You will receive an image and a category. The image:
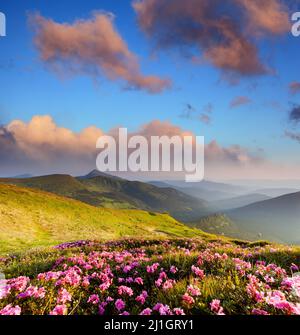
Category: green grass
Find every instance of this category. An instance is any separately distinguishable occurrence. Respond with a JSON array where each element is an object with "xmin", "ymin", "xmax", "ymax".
[
  {"xmin": 189, "ymin": 214, "xmax": 256, "ymax": 241},
  {"xmin": 0, "ymin": 184, "xmax": 208, "ymax": 254},
  {"xmin": 0, "ymin": 174, "xmax": 209, "ymax": 221}
]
